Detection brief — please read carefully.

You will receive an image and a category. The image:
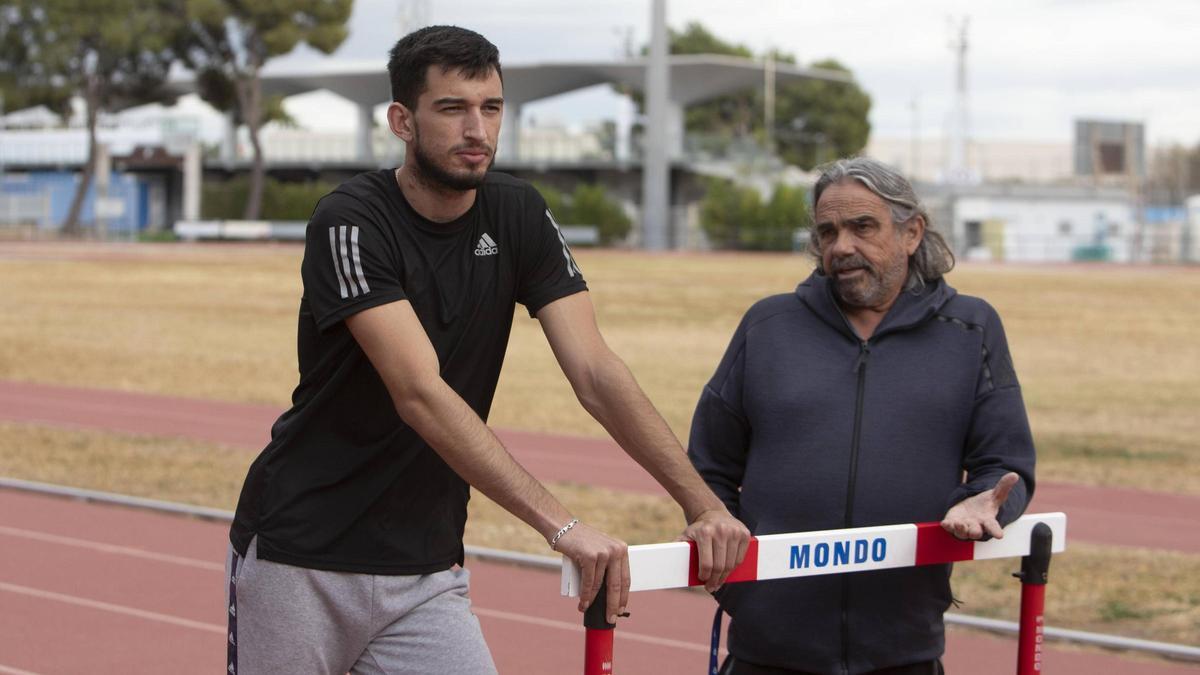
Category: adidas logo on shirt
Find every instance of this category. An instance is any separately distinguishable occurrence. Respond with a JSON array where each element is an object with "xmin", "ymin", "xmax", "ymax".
[{"xmin": 474, "ymin": 232, "xmax": 499, "ymax": 256}]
